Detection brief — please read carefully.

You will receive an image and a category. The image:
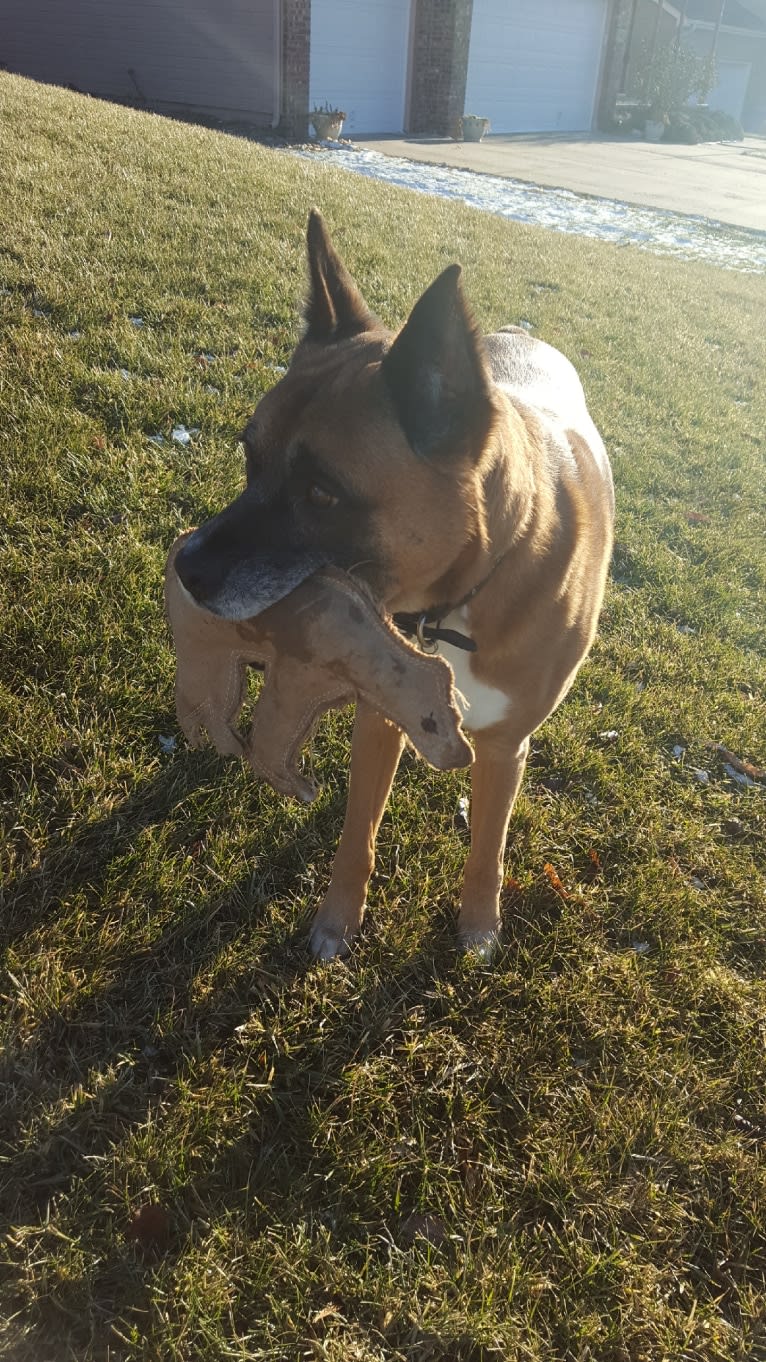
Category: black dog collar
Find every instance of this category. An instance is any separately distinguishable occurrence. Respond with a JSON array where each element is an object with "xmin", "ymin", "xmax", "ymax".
[
  {"xmin": 392, "ymin": 548, "xmax": 512, "ymax": 655},
  {"xmin": 393, "ymin": 611, "xmax": 477, "ymax": 653}
]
